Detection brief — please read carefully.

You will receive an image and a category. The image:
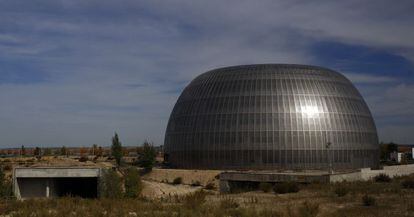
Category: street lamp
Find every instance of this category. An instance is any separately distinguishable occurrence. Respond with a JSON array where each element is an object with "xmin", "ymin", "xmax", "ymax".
[{"xmin": 325, "ymin": 134, "xmax": 333, "ymax": 174}]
